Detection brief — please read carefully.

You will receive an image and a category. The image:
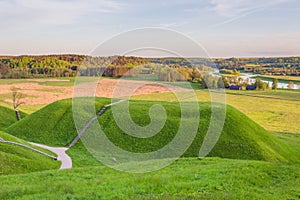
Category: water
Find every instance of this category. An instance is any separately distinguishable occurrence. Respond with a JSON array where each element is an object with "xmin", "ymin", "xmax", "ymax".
[
  {"xmin": 241, "ymin": 73, "xmax": 300, "ymax": 90},
  {"xmin": 210, "ymin": 69, "xmax": 299, "ymax": 90}
]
